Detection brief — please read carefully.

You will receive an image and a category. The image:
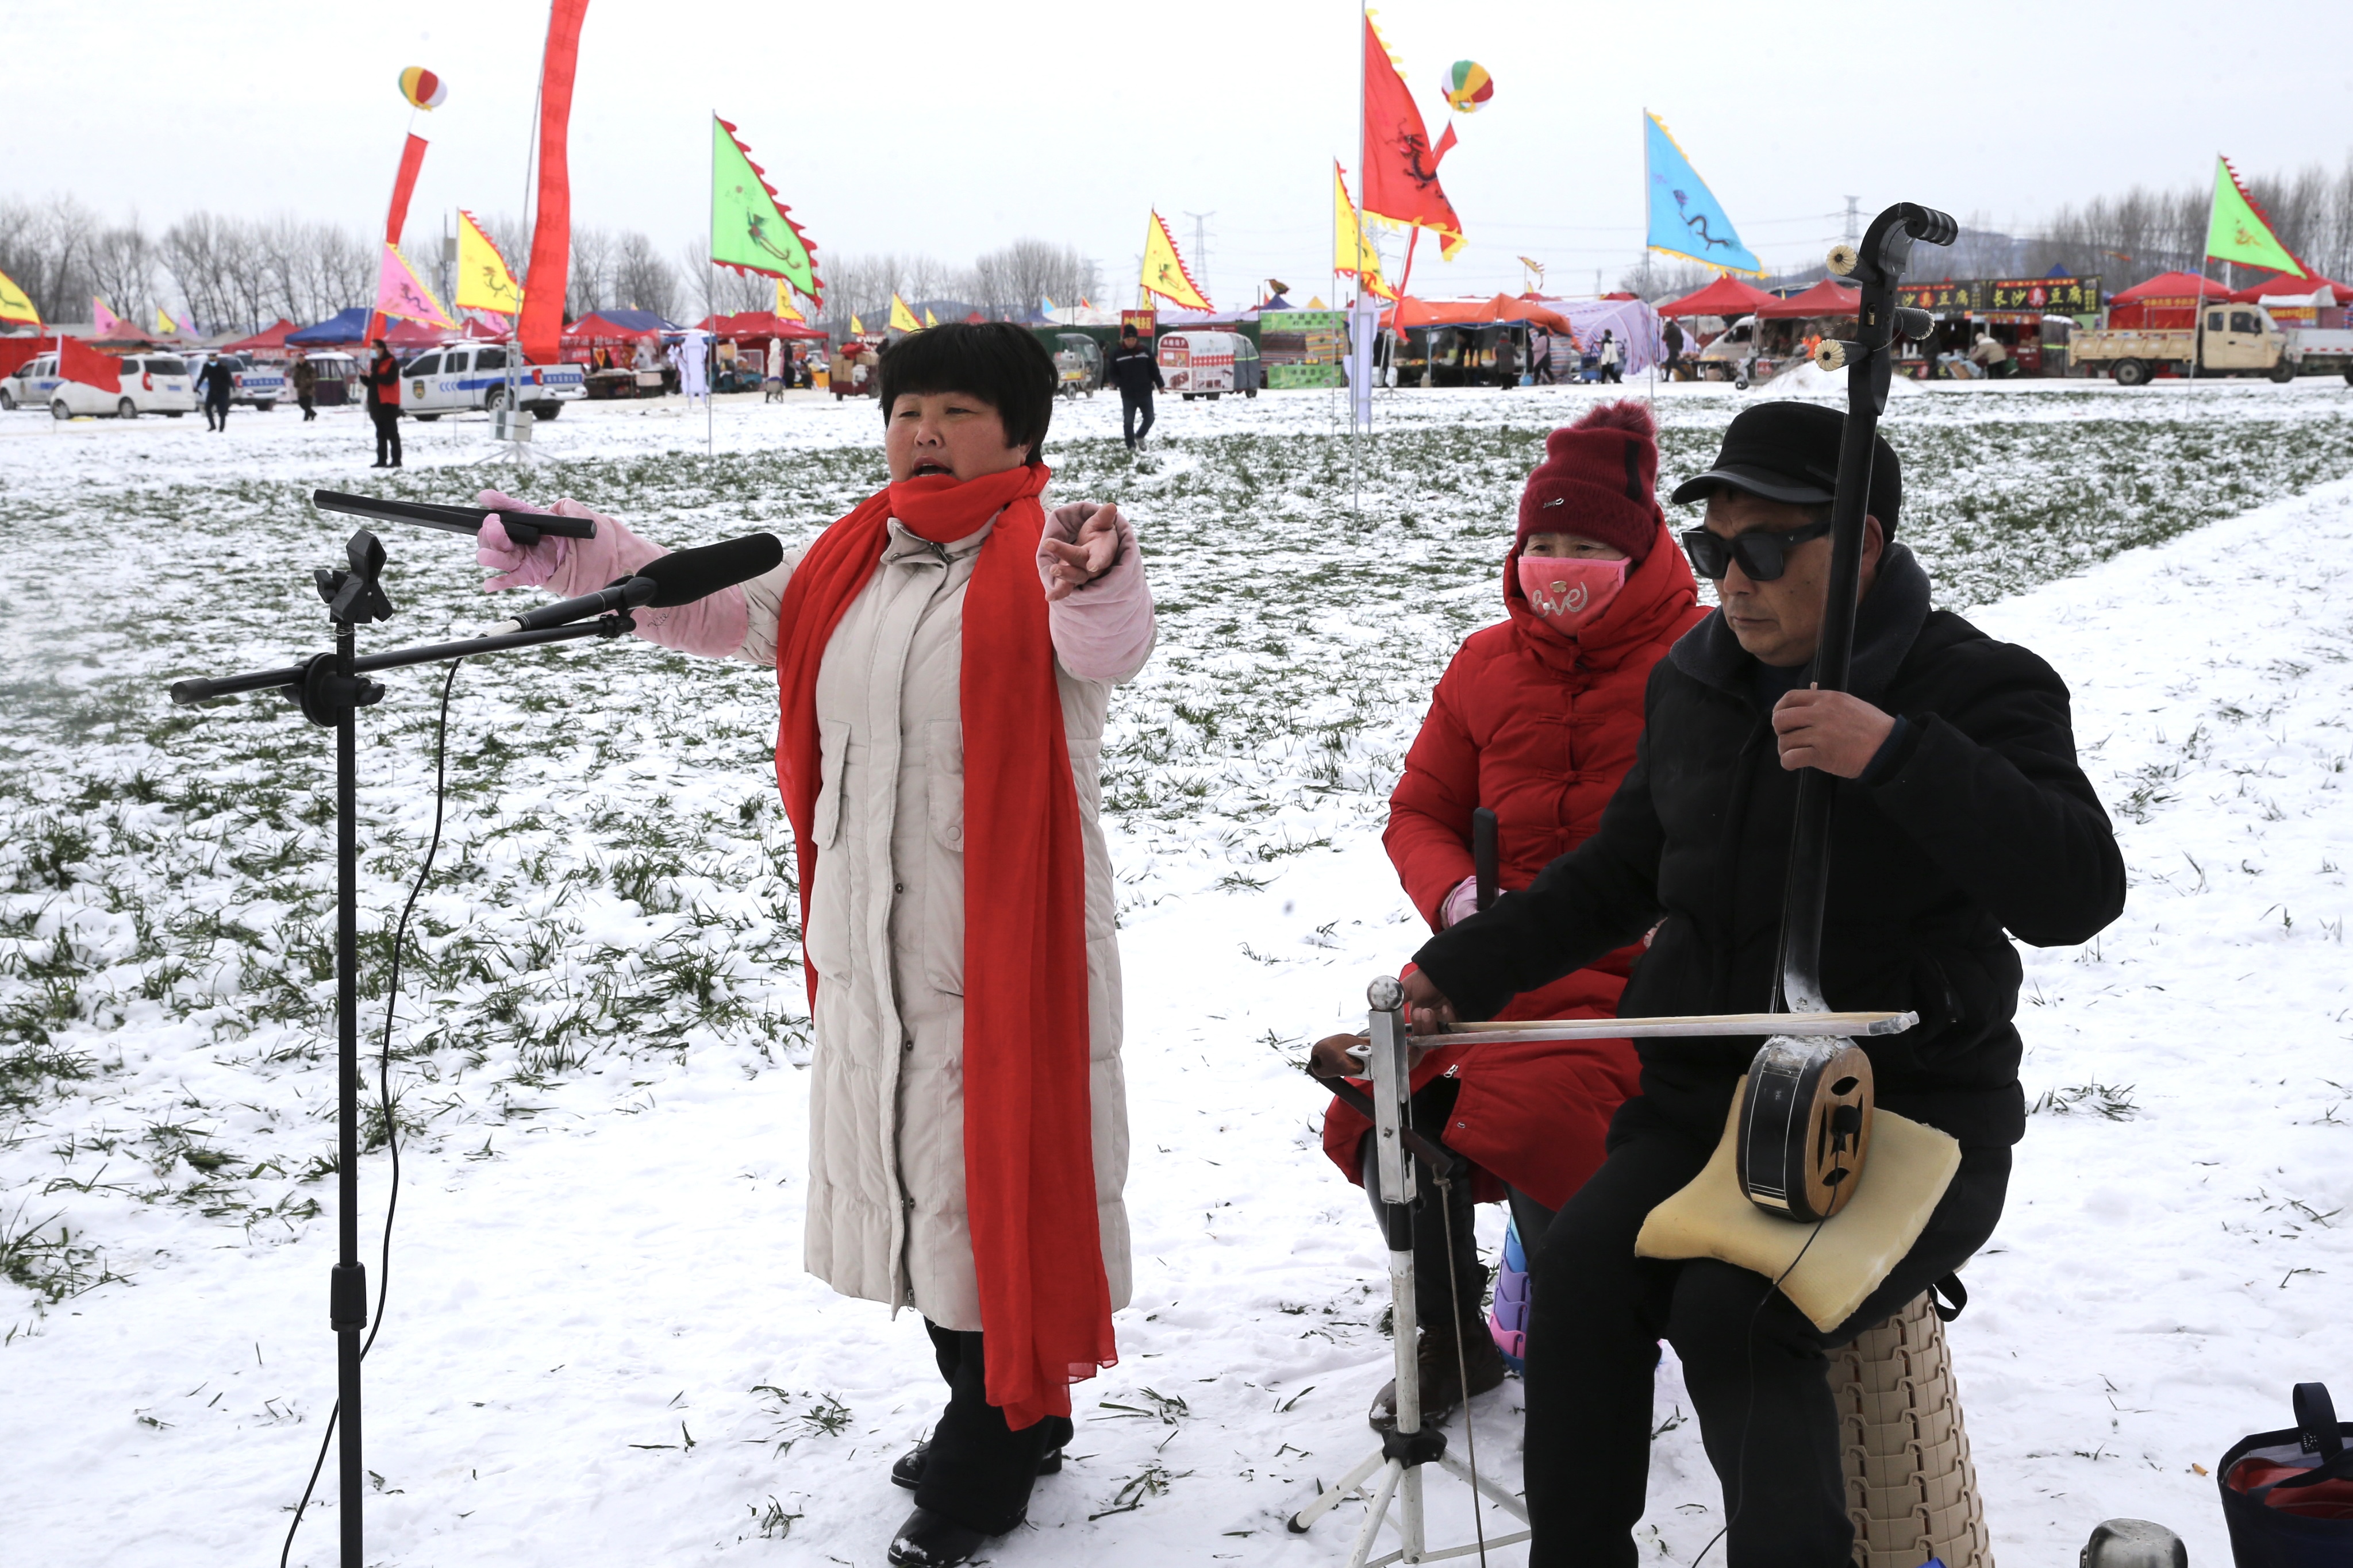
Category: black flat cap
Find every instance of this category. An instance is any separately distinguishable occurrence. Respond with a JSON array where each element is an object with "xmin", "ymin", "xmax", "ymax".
[{"xmin": 1670, "ymin": 401, "xmax": 1902, "ymax": 534}]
